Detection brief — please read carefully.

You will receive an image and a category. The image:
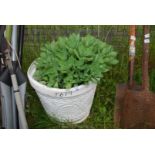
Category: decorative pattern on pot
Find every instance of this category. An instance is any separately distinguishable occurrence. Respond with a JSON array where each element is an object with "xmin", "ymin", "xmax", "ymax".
[{"xmin": 28, "ymin": 62, "xmax": 97, "ymax": 124}]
